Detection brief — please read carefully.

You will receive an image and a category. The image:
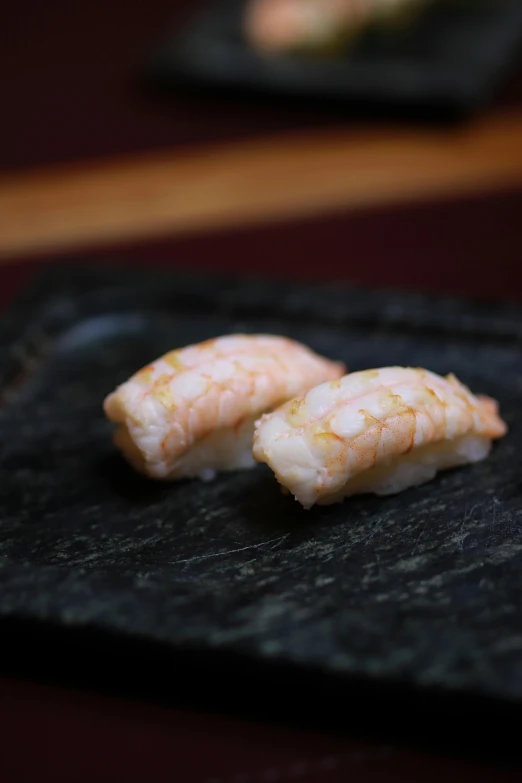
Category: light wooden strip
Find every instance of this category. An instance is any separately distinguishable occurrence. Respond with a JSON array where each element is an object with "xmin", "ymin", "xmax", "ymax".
[{"xmin": 1, "ymin": 112, "xmax": 522, "ymax": 260}]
